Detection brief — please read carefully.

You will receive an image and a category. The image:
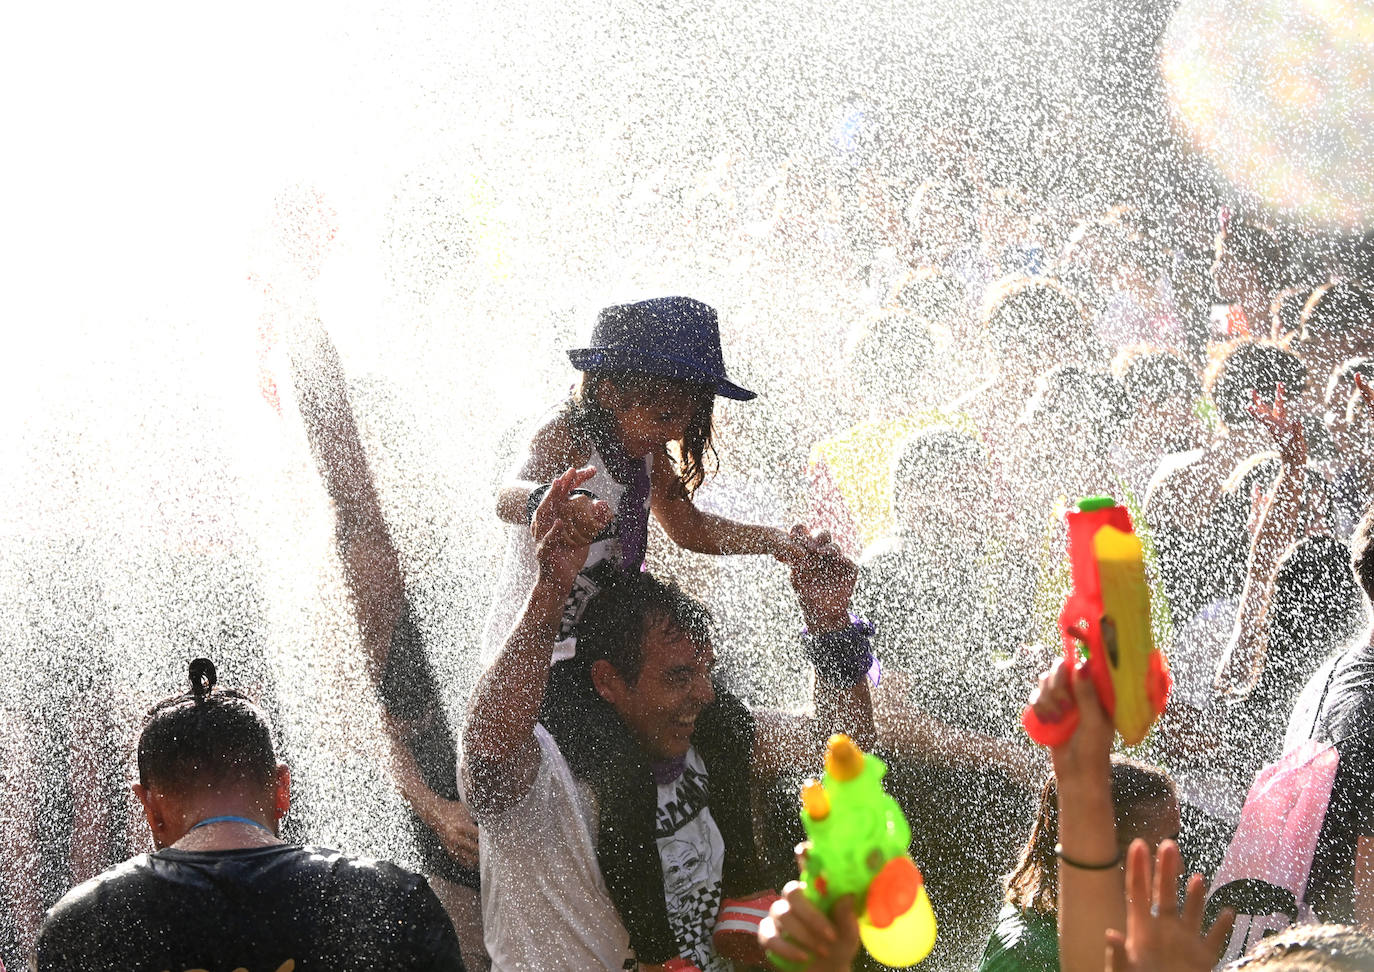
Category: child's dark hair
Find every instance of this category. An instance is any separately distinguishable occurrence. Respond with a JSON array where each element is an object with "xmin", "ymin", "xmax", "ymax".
[
  {"xmin": 137, "ymin": 658, "xmax": 277, "ymax": 792},
  {"xmin": 574, "ymin": 370, "xmax": 717, "ymax": 496},
  {"xmin": 1227, "ymin": 923, "xmax": 1374, "ymax": 971},
  {"xmin": 983, "ymin": 276, "xmax": 1090, "ymax": 359},
  {"xmin": 571, "ymin": 569, "xmax": 715, "ymax": 684},
  {"xmin": 1004, "ymin": 757, "xmax": 1176, "ymax": 914}
]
